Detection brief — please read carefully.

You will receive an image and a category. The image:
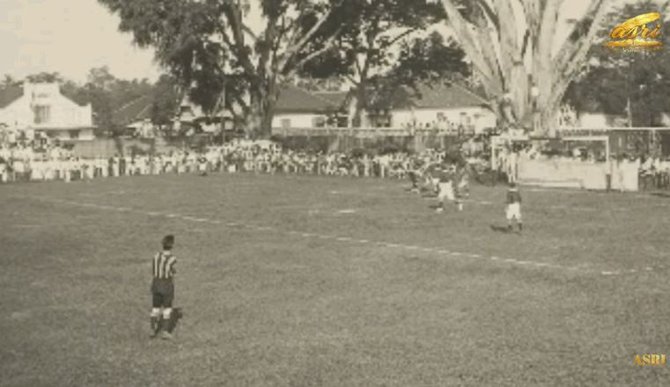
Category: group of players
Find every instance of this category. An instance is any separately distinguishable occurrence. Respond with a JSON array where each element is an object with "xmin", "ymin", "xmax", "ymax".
[{"xmin": 406, "ymin": 155, "xmax": 523, "ymax": 233}]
